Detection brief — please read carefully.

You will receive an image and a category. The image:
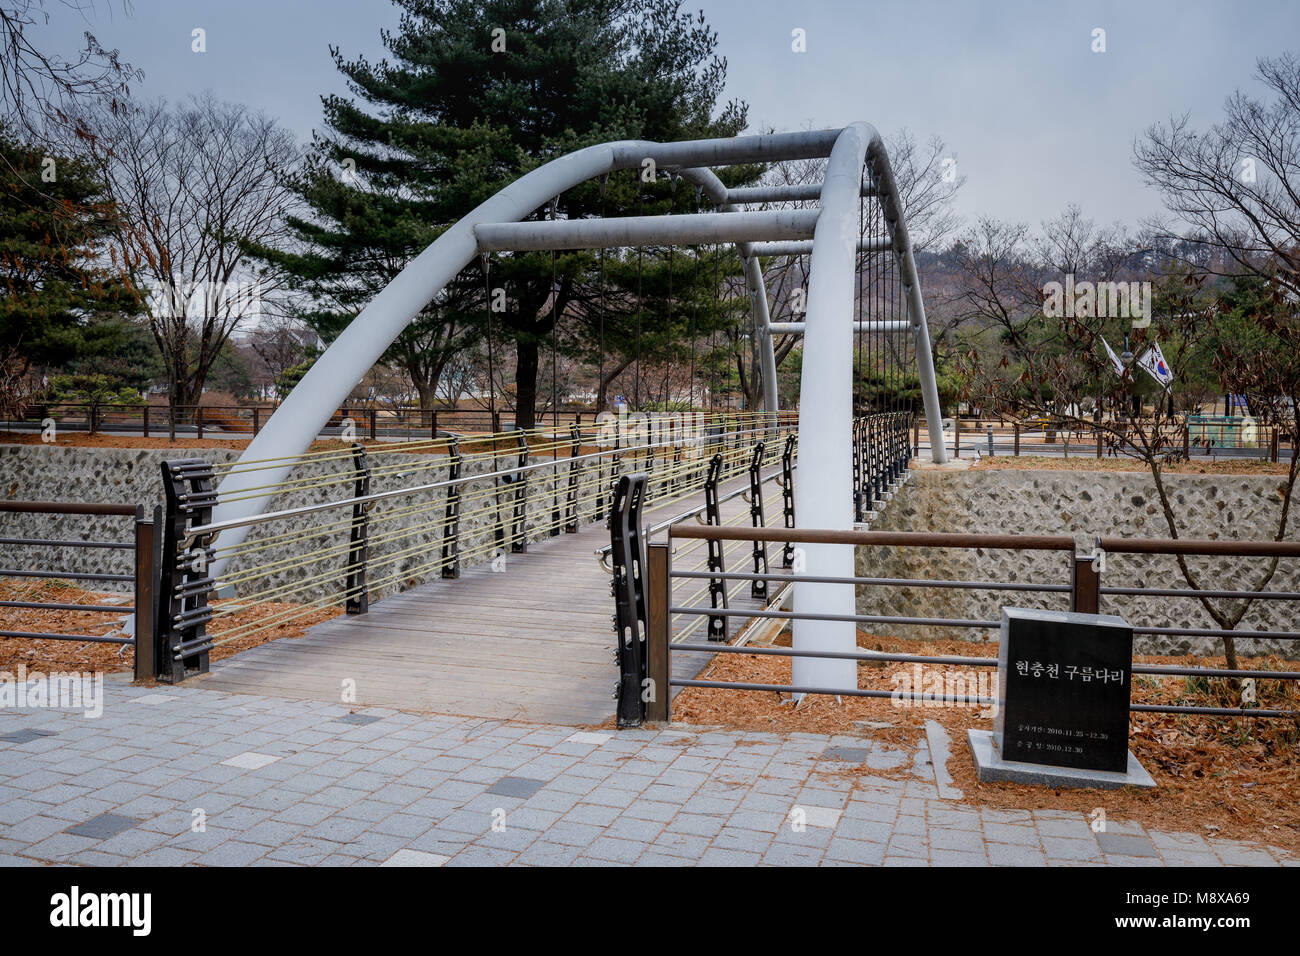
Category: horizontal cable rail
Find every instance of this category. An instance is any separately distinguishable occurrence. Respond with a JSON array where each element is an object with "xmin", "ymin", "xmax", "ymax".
[
  {"xmin": 0, "ymin": 502, "xmax": 157, "ymax": 672},
  {"xmin": 185, "ymin": 415, "xmax": 790, "ymax": 542},
  {"xmin": 670, "ymin": 524, "xmax": 1300, "ymax": 558},
  {"xmin": 608, "ymin": 413, "xmax": 912, "ymax": 726},
  {"xmin": 645, "ymin": 523, "xmax": 1300, "ymax": 721},
  {"xmin": 146, "ymin": 411, "xmax": 798, "ymax": 684}
]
